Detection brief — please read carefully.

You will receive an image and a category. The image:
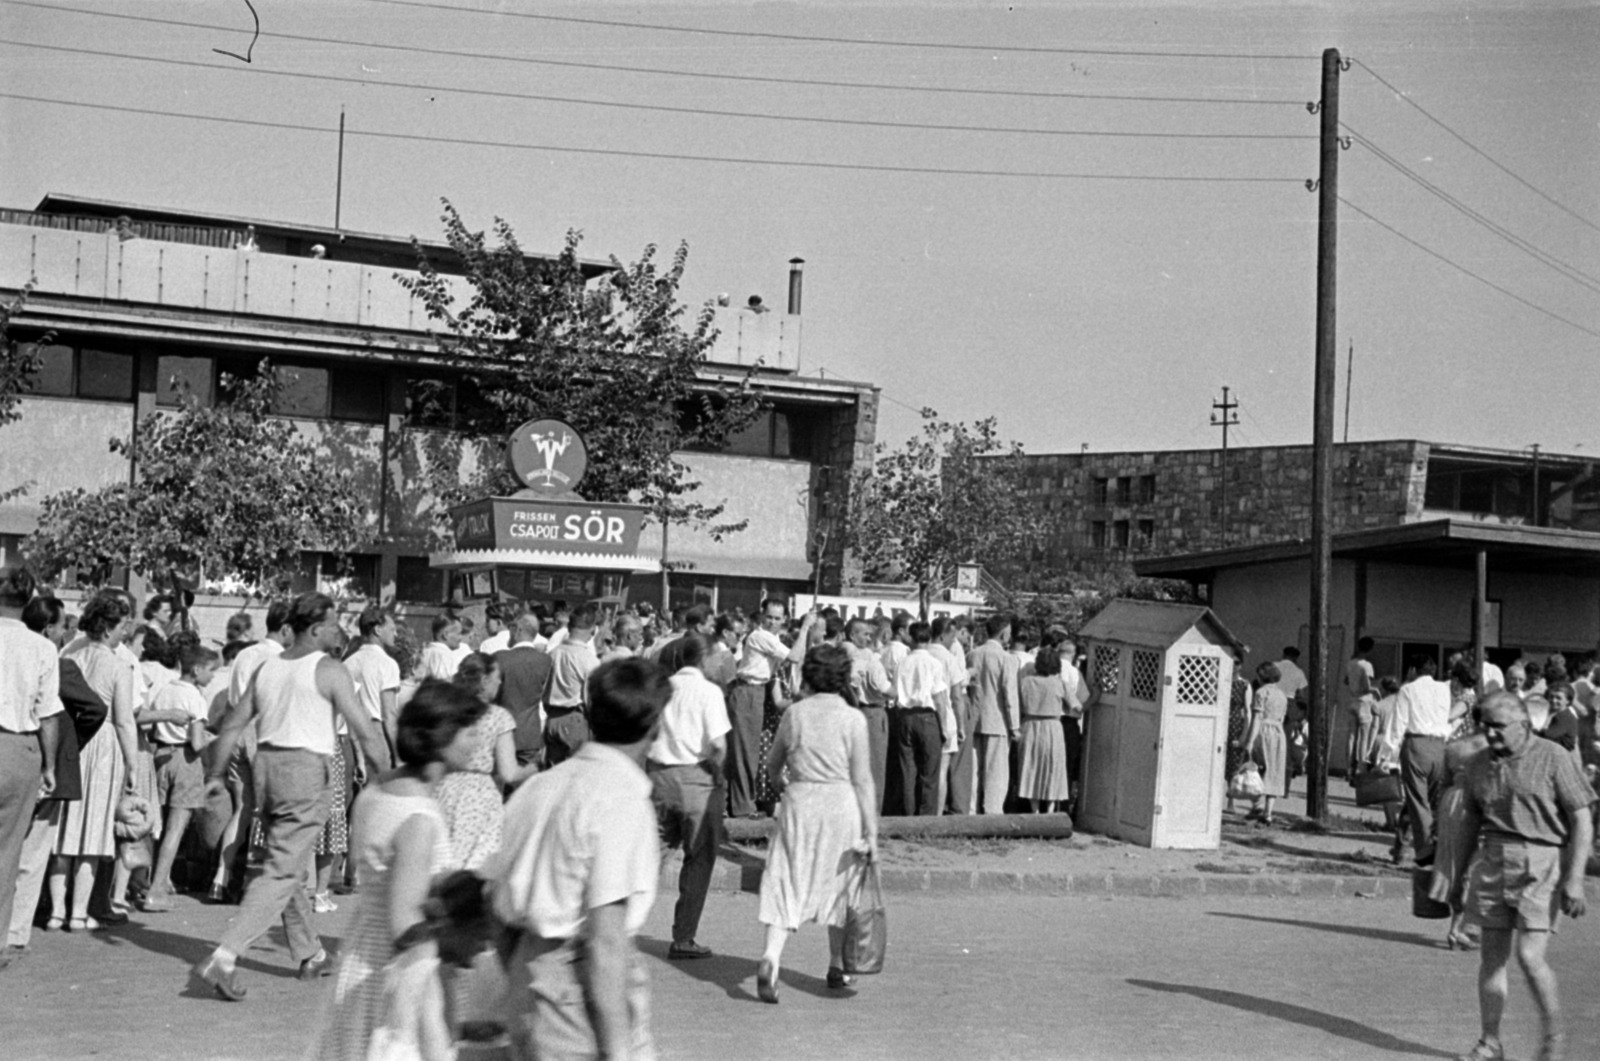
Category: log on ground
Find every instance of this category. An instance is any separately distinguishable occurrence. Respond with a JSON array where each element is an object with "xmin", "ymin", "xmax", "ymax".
[{"xmin": 725, "ymin": 812, "xmax": 1074, "ymax": 844}]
